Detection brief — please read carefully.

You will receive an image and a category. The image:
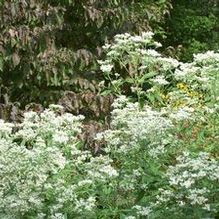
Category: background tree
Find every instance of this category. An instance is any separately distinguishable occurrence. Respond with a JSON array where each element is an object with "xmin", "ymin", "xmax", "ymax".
[
  {"xmin": 163, "ymin": 0, "xmax": 219, "ymax": 61},
  {"xmin": 0, "ymin": 0, "xmax": 171, "ymax": 108}
]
